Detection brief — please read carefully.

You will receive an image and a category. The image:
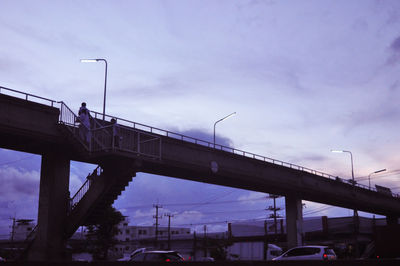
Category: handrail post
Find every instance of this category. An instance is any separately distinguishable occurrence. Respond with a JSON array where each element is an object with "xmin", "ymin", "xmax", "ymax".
[{"xmin": 138, "ymin": 133, "xmax": 140, "ymax": 154}]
